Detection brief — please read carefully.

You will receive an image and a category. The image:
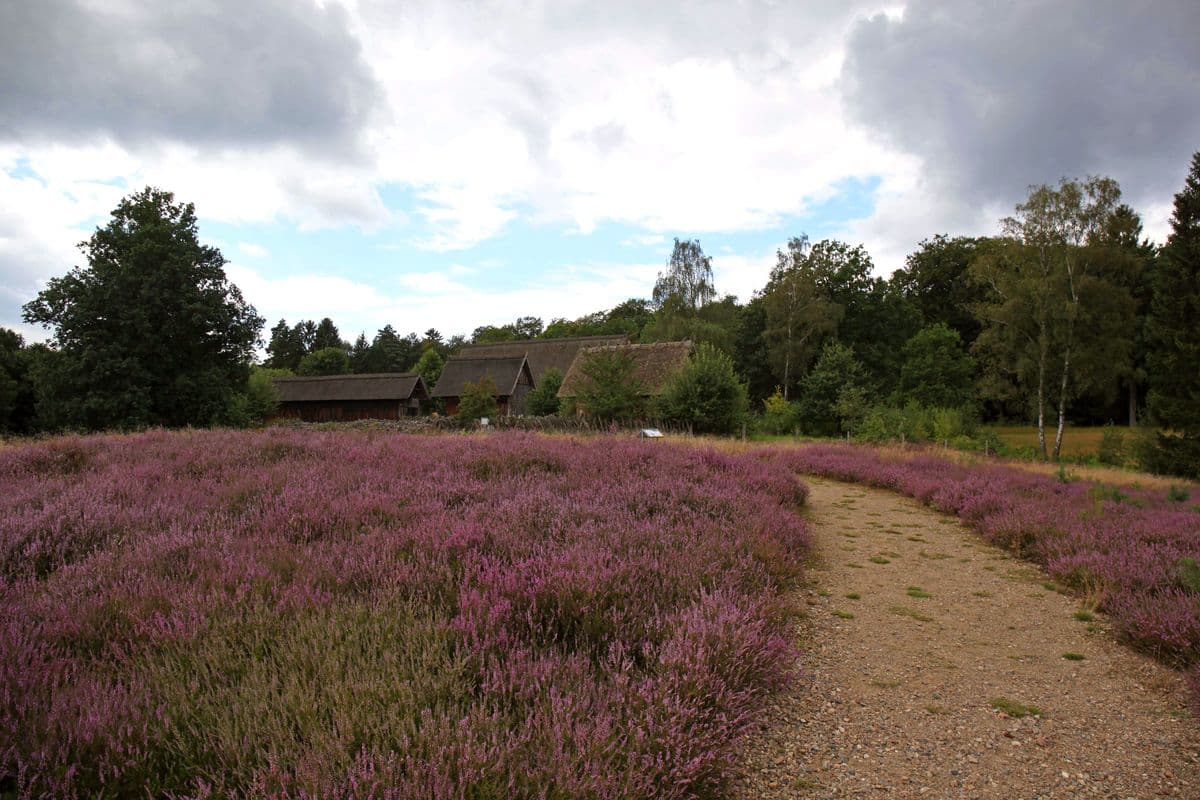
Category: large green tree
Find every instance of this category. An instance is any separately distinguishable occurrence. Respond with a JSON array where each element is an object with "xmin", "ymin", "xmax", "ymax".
[
  {"xmin": 797, "ymin": 339, "xmax": 868, "ymax": 437},
  {"xmin": 971, "ymin": 177, "xmax": 1133, "ymax": 459},
  {"xmin": 22, "ymin": 187, "xmax": 262, "ymax": 429},
  {"xmin": 312, "ymin": 317, "xmax": 345, "ymax": 351},
  {"xmin": 899, "ymin": 323, "xmax": 975, "ymax": 409},
  {"xmin": 0, "ymin": 328, "xmax": 37, "ymax": 433},
  {"xmin": 761, "ymin": 236, "xmax": 842, "ymax": 399},
  {"xmin": 1146, "ymin": 152, "xmax": 1200, "ymax": 477},
  {"xmin": 891, "ymin": 235, "xmax": 990, "ymax": 345}
]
